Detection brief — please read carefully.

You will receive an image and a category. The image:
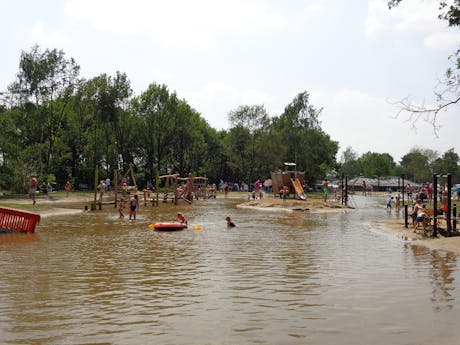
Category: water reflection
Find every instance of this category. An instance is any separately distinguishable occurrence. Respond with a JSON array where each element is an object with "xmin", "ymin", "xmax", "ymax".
[
  {"xmin": 410, "ymin": 245, "xmax": 457, "ymax": 311},
  {"xmin": 1, "ymin": 196, "xmax": 460, "ymax": 344}
]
